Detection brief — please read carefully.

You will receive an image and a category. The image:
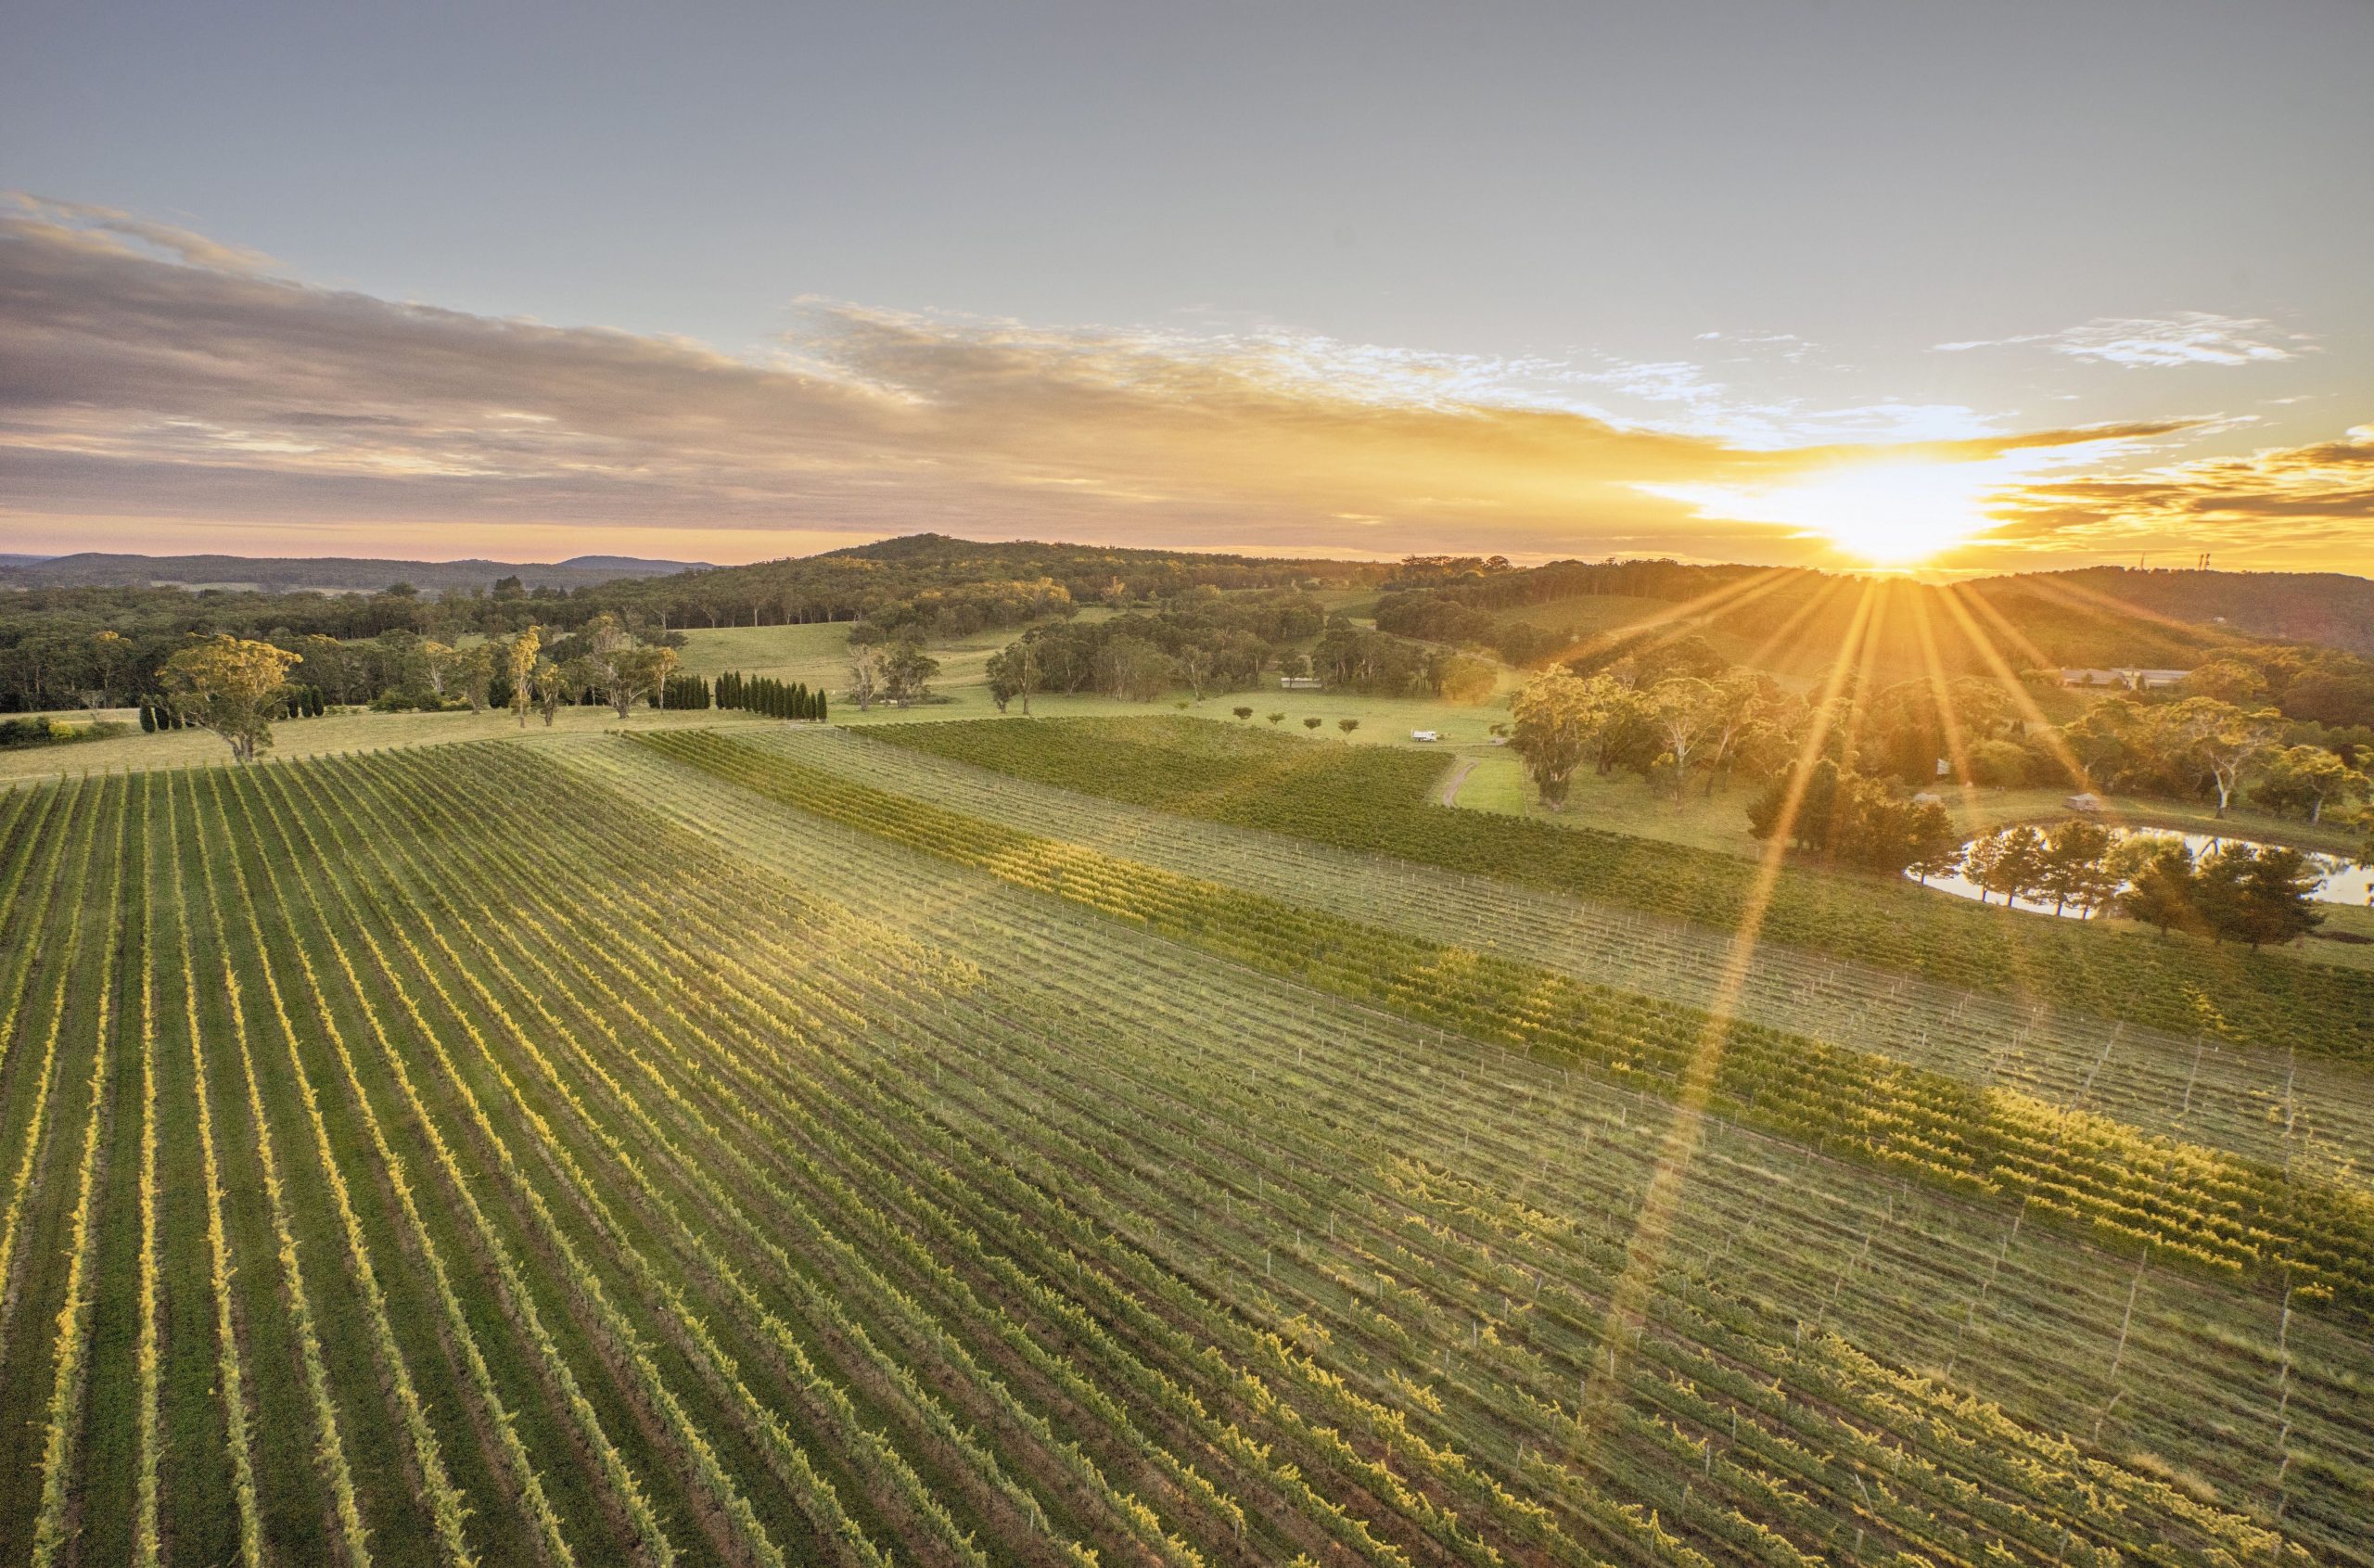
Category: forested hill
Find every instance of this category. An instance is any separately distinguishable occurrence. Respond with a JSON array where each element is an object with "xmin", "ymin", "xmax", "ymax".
[
  {"xmin": 2038, "ymin": 566, "xmax": 2374, "ymax": 655},
  {"xmin": 0, "ymin": 551, "xmax": 711, "ymax": 594},
  {"xmin": 1382, "ymin": 558, "xmax": 2242, "ymax": 674},
  {"xmin": 583, "ymin": 533, "xmax": 1396, "ymax": 631},
  {"xmin": 1383, "ymin": 556, "xmax": 2374, "ymax": 673}
]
